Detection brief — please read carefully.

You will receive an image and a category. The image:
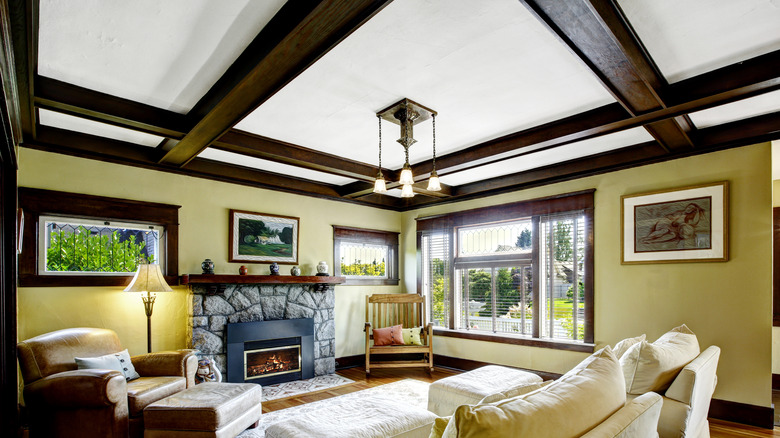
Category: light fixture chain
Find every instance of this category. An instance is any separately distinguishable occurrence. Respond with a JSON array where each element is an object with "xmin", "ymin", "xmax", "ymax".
[
  {"xmin": 377, "ymin": 115, "xmax": 382, "ymax": 170},
  {"xmin": 432, "ymin": 114, "xmax": 436, "ymax": 169}
]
